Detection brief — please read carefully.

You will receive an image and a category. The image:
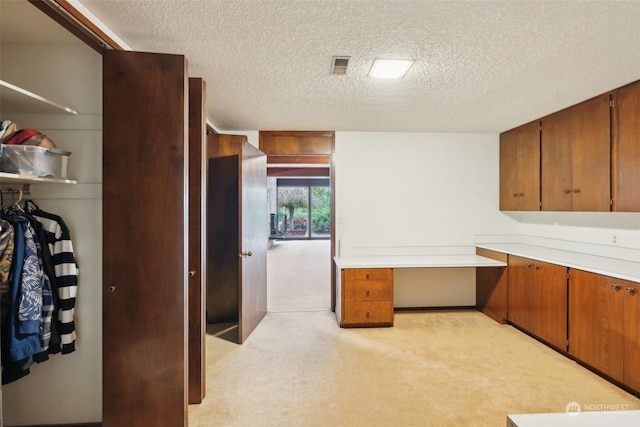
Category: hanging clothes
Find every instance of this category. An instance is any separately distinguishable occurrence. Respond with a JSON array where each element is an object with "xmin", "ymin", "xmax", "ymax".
[{"xmin": 0, "ymin": 199, "xmax": 79, "ymax": 384}]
